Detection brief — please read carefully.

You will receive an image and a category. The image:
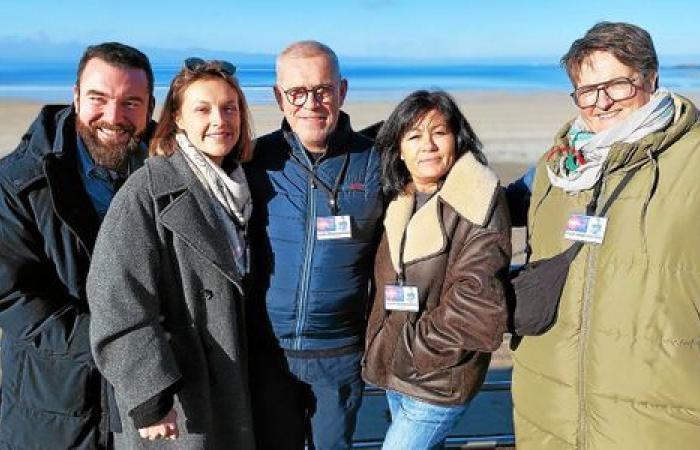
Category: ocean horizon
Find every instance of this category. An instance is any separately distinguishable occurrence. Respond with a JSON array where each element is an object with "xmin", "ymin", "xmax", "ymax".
[{"xmin": 1, "ymin": 61, "xmax": 699, "ymax": 104}]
